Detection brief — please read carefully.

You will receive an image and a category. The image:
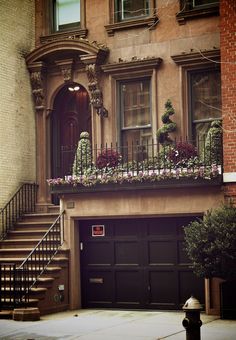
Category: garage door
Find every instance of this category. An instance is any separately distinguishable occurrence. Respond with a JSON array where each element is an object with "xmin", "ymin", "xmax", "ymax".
[{"xmin": 80, "ymin": 217, "xmax": 204, "ymax": 310}]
